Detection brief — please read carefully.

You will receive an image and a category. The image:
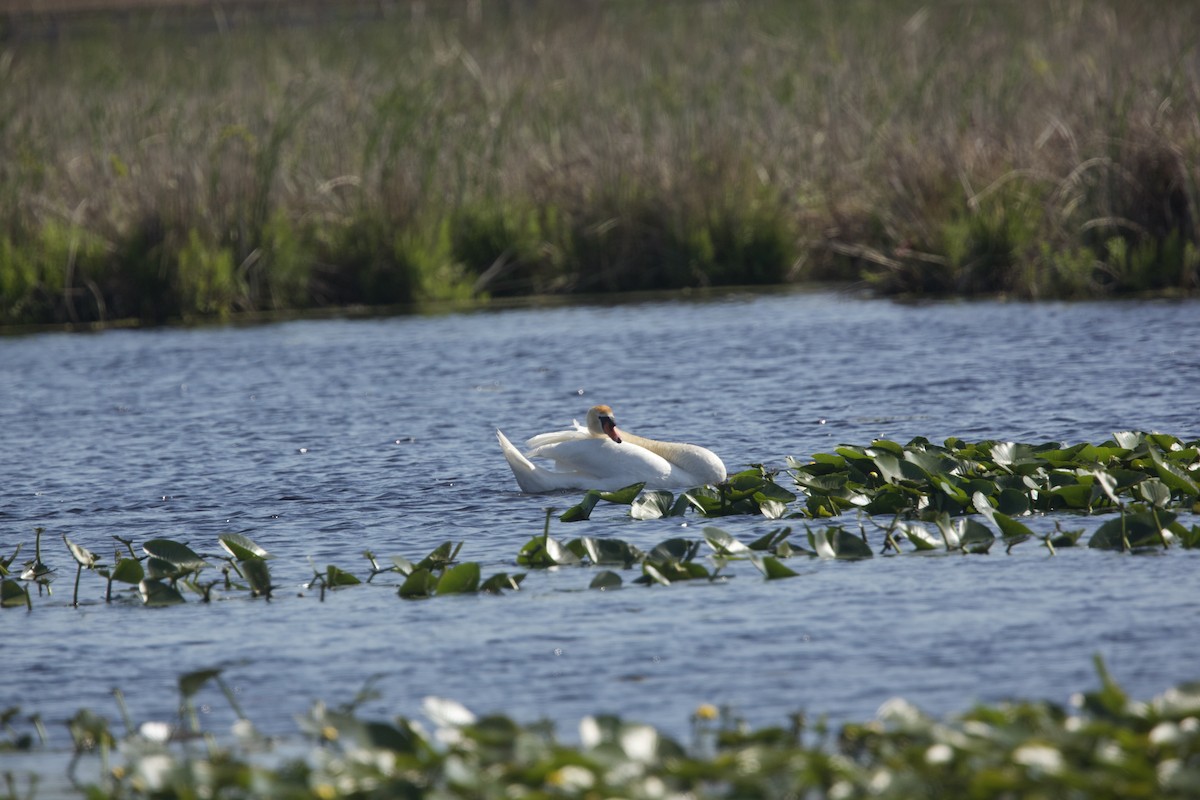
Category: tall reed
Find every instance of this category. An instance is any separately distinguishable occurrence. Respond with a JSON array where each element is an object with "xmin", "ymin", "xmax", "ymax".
[{"xmin": 1, "ymin": 0, "xmax": 1198, "ymax": 325}]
